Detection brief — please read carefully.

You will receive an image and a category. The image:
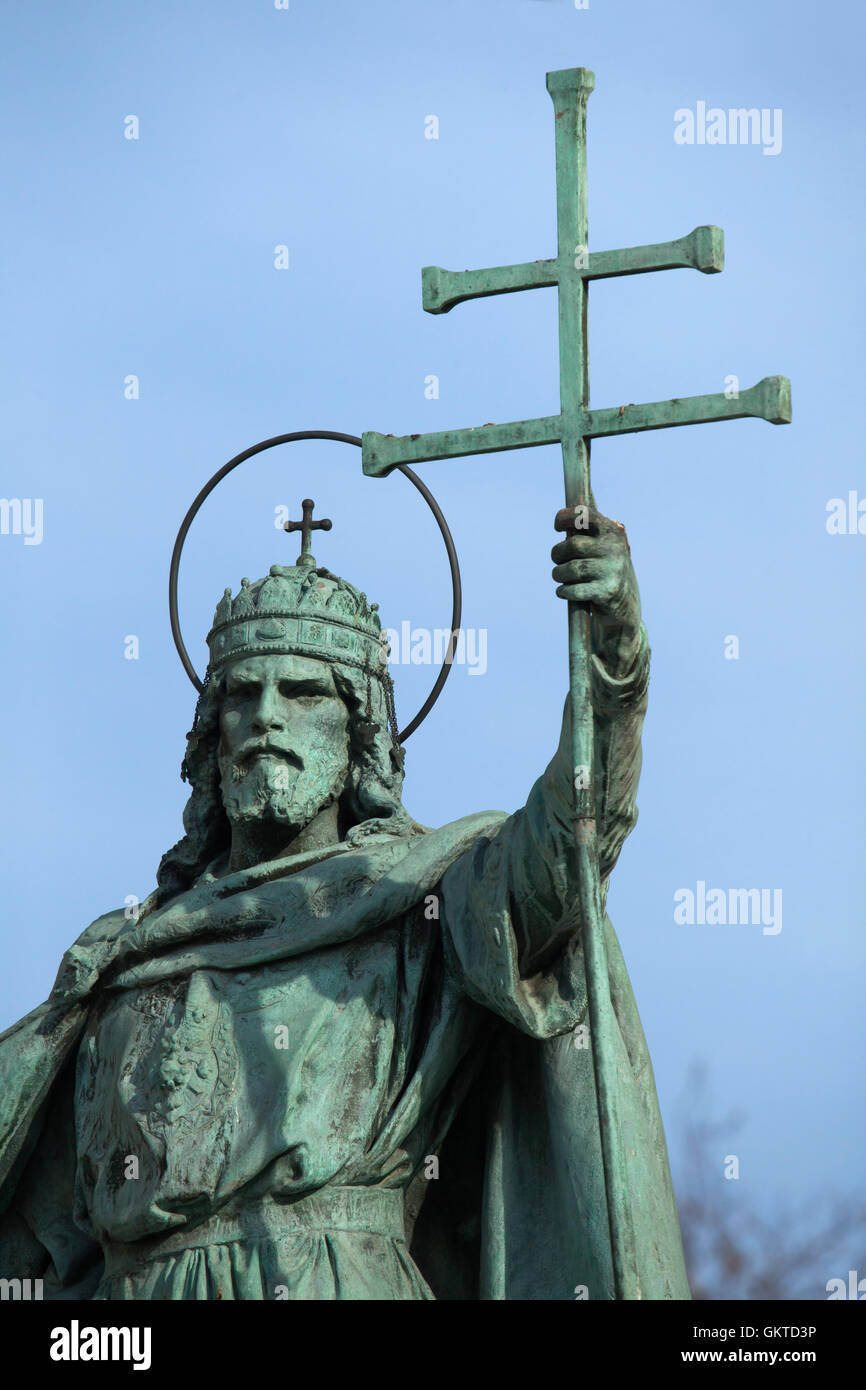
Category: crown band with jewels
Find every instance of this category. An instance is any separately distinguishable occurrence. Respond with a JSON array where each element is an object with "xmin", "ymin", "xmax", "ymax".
[{"xmin": 206, "ymin": 563, "xmax": 389, "ymax": 678}]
